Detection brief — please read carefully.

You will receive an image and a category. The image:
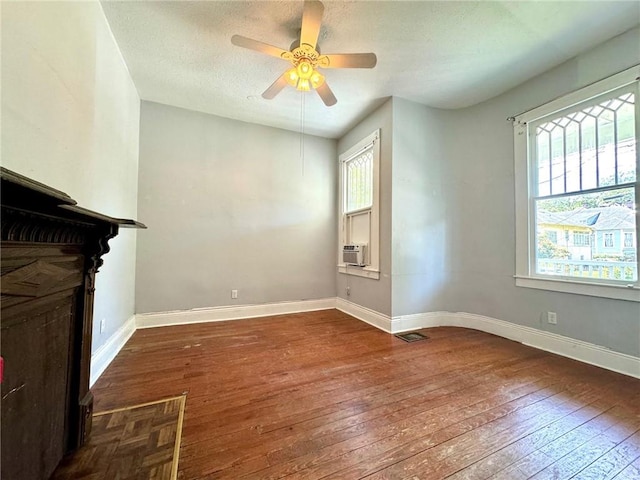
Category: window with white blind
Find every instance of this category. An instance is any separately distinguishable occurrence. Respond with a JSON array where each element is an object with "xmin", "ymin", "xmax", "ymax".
[
  {"xmin": 338, "ymin": 130, "xmax": 380, "ymax": 279},
  {"xmin": 514, "ymin": 66, "xmax": 640, "ymax": 301}
]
